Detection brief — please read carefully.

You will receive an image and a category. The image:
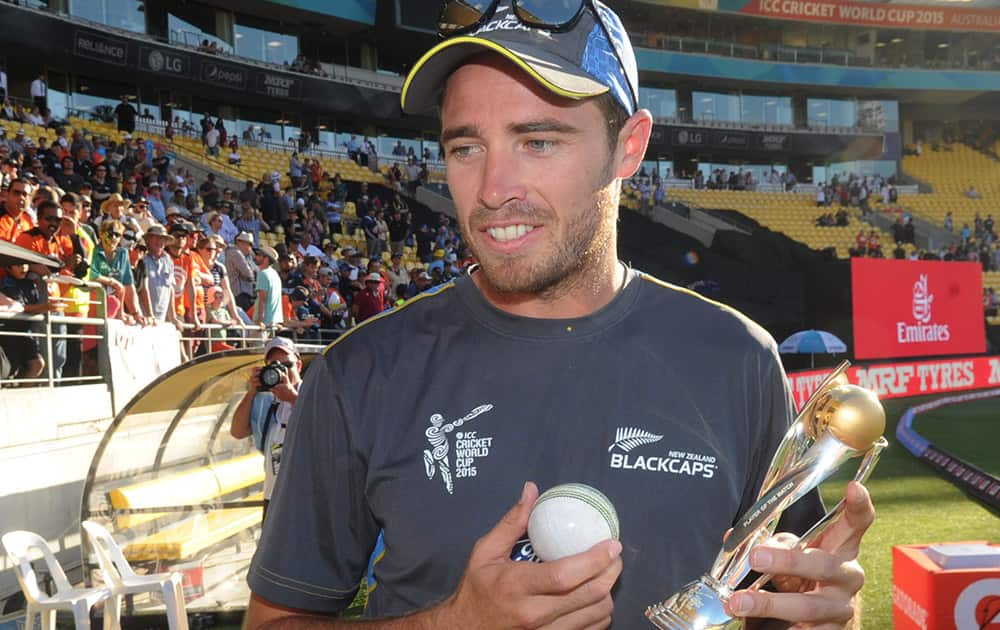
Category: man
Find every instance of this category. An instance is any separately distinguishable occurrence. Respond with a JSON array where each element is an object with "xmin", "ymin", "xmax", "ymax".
[
  {"xmin": 295, "ymin": 230, "xmax": 323, "ymax": 260},
  {"xmin": 253, "ymin": 246, "xmax": 282, "ymax": 327},
  {"xmin": 199, "ymin": 173, "xmax": 220, "ymax": 208},
  {"xmin": 16, "ymin": 200, "xmax": 70, "ymax": 377},
  {"xmin": 147, "ymin": 182, "xmax": 167, "ymax": 224},
  {"xmin": 137, "ymin": 225, "xmax": 181, "ymax": 329},
  {"xmin": 234, "ymin": 199, "xmax": 265, "ymax": 245},
  {"xmin": 247, "ymin": 4, "xmax": 873, "ymax": 629},
  {"xmin": 227, "ymin": 231, "xmax": 257, "ymax": 311},
  {"xmin": 388, "ymin": 208, "xmax": 410, "ymax": 255},
  {"xmin": 385, "ymin": 252, "xmax": 408, "ymax": 296},
  {"xmin": 350, "ymin": 272, "xmax": 385, "ymax": 323},
  {"xmin": 230, "ymin": 336, "xmax": 302, "ymax": 520},
  {"xmin": 0, "ymin": 178, "xmax": 34, "ymax": 243},
  {"xmin": 114, "ymin": 96, "xmax": 137, "ymax": 134},
  {"xmin": 205, "ymin": 122, "xmax": 220, "ymax": 157},
  {"xmin": 54, "ymin": 156, "xmax": 84, "ymax": 194},
  {"xmin": 30, "ymin": 73, "xmax": 47, "ymax": 111}
]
